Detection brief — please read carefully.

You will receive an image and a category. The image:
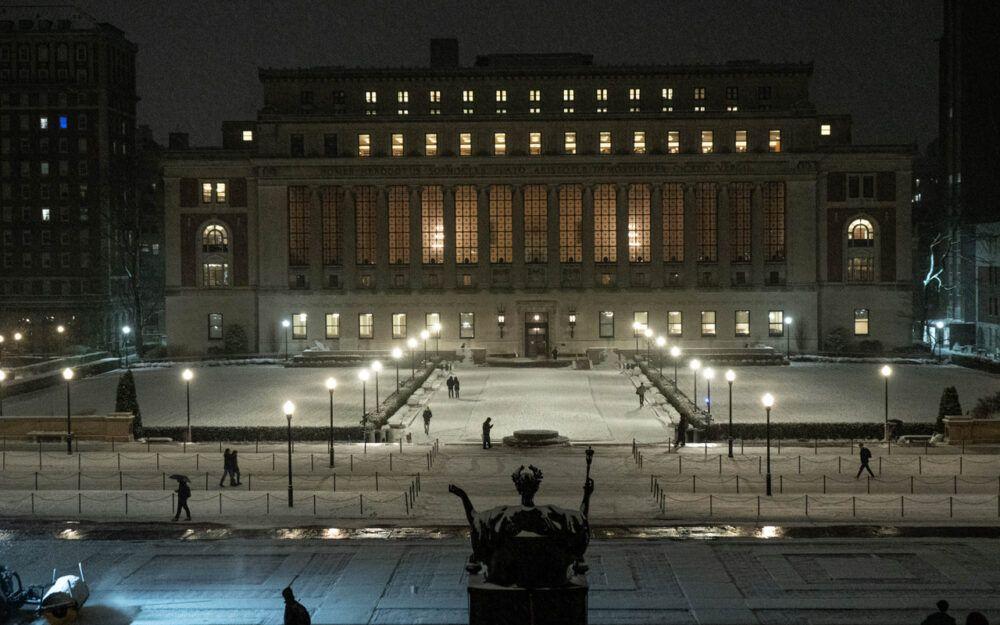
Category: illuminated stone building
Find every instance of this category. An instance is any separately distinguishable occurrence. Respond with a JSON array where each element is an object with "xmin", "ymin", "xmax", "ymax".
[{"xmin": 163, "ymin": 40, "xmax": 912, "ymax": 356}]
